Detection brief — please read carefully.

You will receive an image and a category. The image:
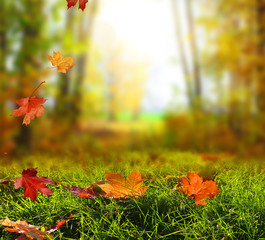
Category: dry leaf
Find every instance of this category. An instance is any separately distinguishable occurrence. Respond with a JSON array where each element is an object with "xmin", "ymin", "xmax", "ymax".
[
  {"xmin": 11, "ymin": 96, "xmax": 47, "ymax": 125},
  {"xmin": 179, "ymin": 172, "xmax": 219, "ymax": 205},
  {"xmin": 48, "ymin": 51, "xmax": 75, "ymax": 73},
  {"xmin": 99, "ymin": 170, "xmax": 148, "ymax": 199},
  {"xmin": 14, "ymin": 168, "xmax": 57, "ymax": 202}
]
